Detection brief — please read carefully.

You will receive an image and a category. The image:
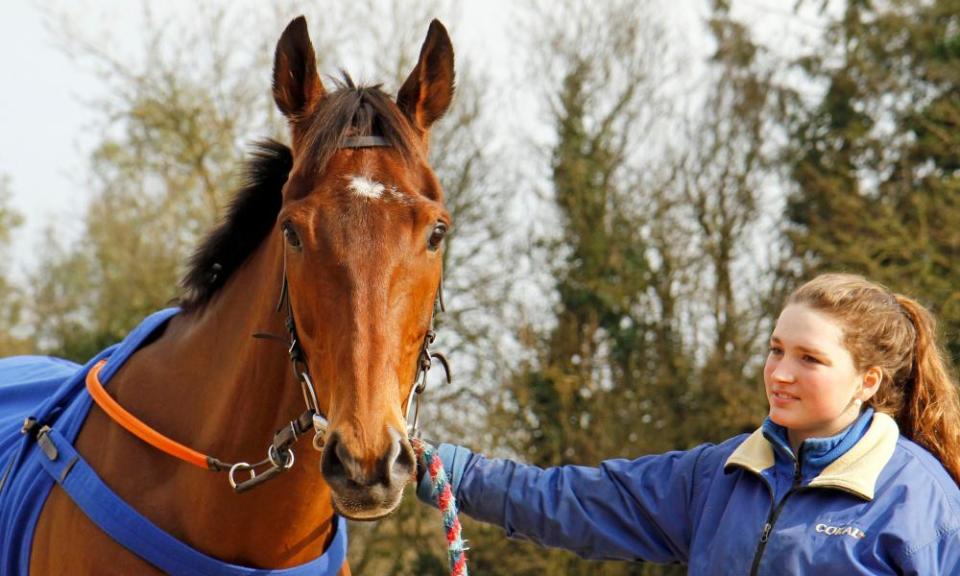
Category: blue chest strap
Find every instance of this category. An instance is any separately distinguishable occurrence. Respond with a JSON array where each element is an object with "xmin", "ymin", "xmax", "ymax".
[{"xmin": 34, "ymin": 426, "xmax": 347, "ymax": 576}]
